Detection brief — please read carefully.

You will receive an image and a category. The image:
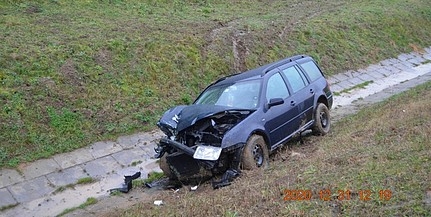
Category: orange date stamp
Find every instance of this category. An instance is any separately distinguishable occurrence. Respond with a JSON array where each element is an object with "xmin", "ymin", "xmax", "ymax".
[{"xmin": 283, "ymin": 189, "xmax": 392, "ymax": 201}]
